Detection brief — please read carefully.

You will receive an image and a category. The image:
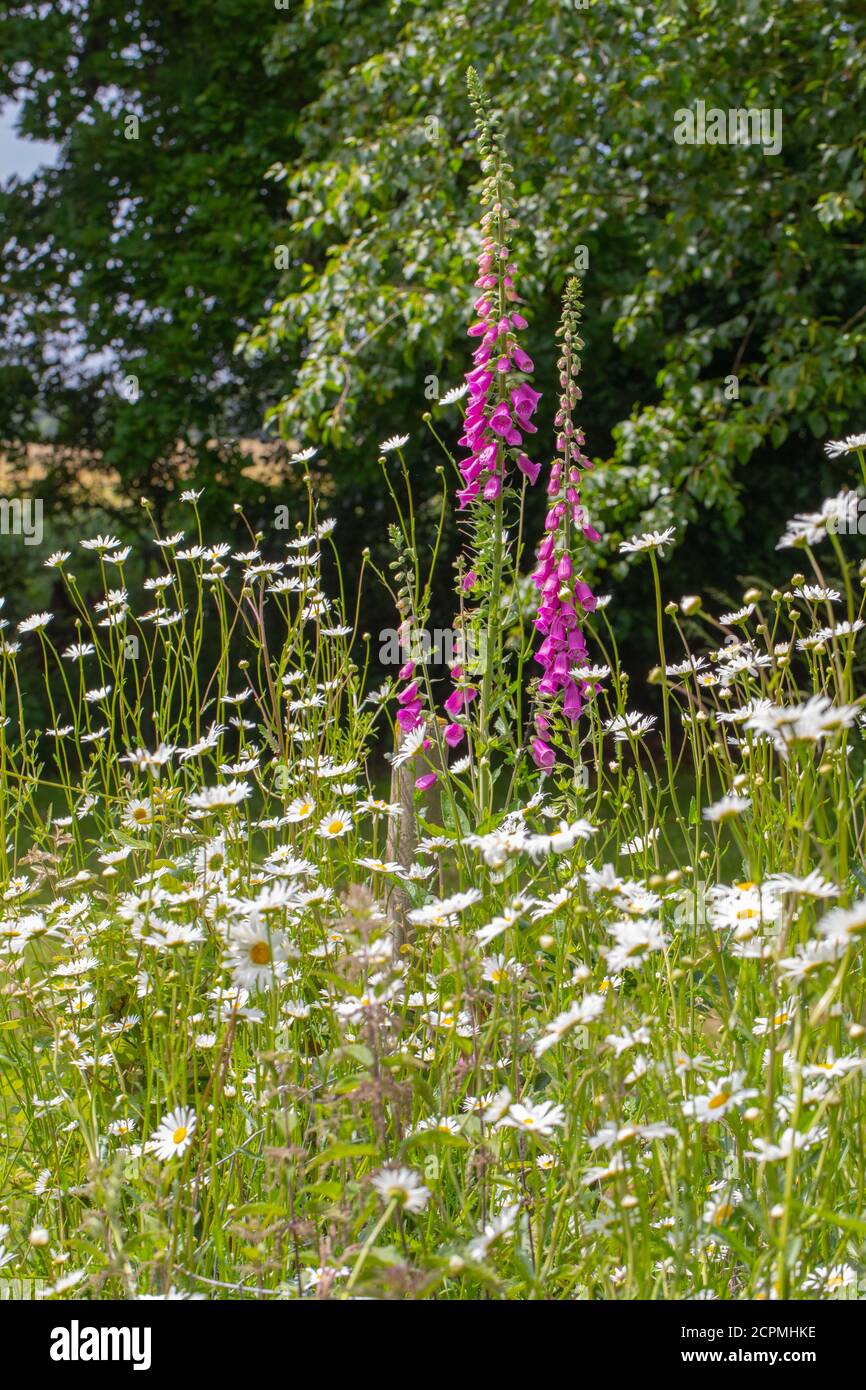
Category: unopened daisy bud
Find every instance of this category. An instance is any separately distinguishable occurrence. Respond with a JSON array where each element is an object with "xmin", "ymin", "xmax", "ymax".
[
  {"xmin": 680, "ymin": 594, "xmax": 702, "ymax": 615},
  {"xmin": 771, "ymin": 588, "xmax": 782, "ymax": 601},
  {"xmin": 29, "ymin": 1227, "xmax": 49, "ymax": 1246},
  {"xmin": 620, "ymin": 1195, "xmax": 639, "ymax": 1210},
  {"xmin": 849, "ymin": 1023, "xmax": 866, "ymax": 1040},
  {"xmin": 664, "ymin": 601, "xmax": 677, "ymax": 616},
  {"xmin": 743, "ymin": 1107, "xmax": 762, "ymax": 1124},
  {"xmin": 790, "ymin": 573, "xmax": 805, "ymax": 587},
  {"xmin": 743, "ymin": 587, "xmax": 761, "ymax": 604},
  {"xmin": 649, "ymin": 874, "xmax": 664, "ymax": 888},
  {"xmin": 770, "ymin": 1204, "xmax": 785, "ymax": 1219},
  {"xmin": 538, "ymin": 933, "xmax": 555, "ymax": 950},
  {"xmin": 665, "ymin": 870, "xmax": 680, "ymax": 884},
  {"xmin": 647, "ymin": 665, "xmax": 662, "ymax": 684}
]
